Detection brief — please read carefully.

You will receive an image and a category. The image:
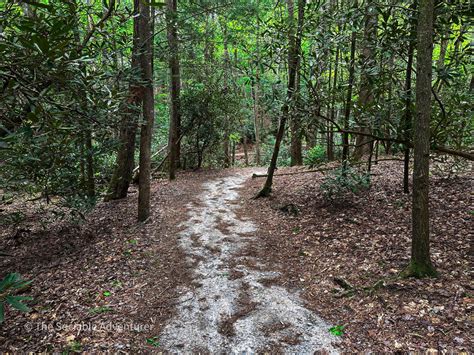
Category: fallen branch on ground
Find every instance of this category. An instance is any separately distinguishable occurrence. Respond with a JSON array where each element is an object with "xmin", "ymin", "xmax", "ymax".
[
  {"xmin": 252, "ymin": 166, "xmax": 335, "ymax": 179},
  {"xmin": 309, "ymin": 110, "xmax": 474, "ymax": 161},
  {"xmin": 251, "ymin": 158, "xmax": 404, "ymax": 178}
]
